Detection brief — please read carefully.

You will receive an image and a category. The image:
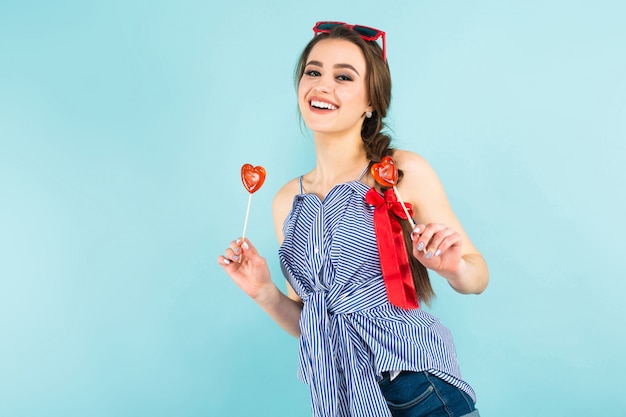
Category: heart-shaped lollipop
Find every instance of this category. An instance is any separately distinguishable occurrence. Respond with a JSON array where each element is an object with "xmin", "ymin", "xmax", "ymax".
[
  {"xmin": 241, "ymin": 164, "xmax": 266, "ymax": 194},
  {"xmin": 371, "ymin": 156, "xmax": 398, "ymax": 187},
  {"xmin": 371, "ymin": 156, "xmax": 416, "ymax": 229},
  {"xmin": 240, "ymin": 163, "xmax": 266, "ymax": 241}
]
